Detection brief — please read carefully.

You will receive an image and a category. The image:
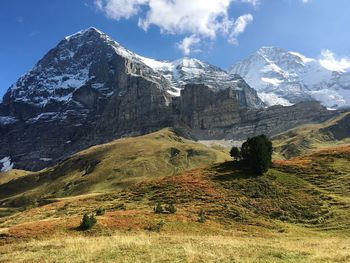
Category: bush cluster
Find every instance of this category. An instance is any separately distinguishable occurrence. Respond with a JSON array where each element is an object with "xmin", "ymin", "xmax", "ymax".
[
  {"xmin": 153, "ymin": 203, "xmax": 177, "ymax": 214},
  {"xmin": 230, "ymin": 134, "xmax": 273, "ymax": 175}
]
